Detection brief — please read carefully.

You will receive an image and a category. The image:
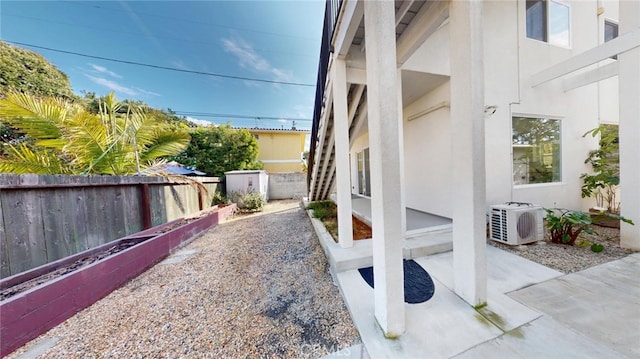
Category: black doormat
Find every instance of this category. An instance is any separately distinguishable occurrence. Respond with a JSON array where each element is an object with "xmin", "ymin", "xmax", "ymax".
[{"xmin": 358, "ymin": 259, "xmax": 435, "ymax": 304}]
